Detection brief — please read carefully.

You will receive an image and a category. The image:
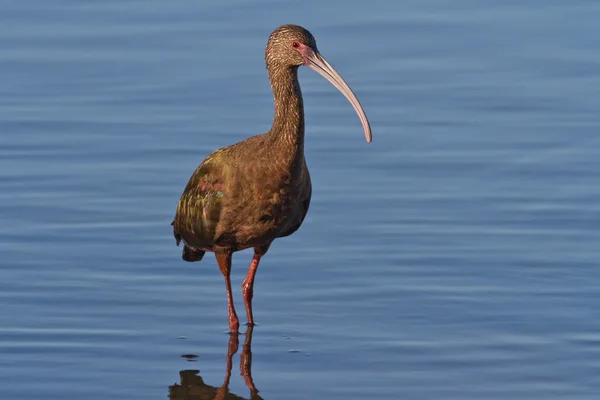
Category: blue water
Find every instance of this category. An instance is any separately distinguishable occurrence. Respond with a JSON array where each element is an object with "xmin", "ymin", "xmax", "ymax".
[{"xmin": 2, "ymin": 1, "xmax": 600, "ymax": 398}]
